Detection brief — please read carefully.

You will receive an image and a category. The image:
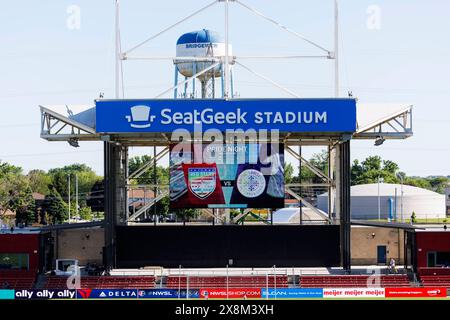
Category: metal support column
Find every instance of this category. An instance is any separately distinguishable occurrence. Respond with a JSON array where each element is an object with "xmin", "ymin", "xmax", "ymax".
[
  {"xmin": 339, "ymin": 141, "xmax": 351, "ymax": 272},
  {"xmin": 104, "ymin": 142, "xmax": 116, "ymax": 272},
  {"xmin": 104, "ymin": 141, "xmax": 128, "ymax": 271}
]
